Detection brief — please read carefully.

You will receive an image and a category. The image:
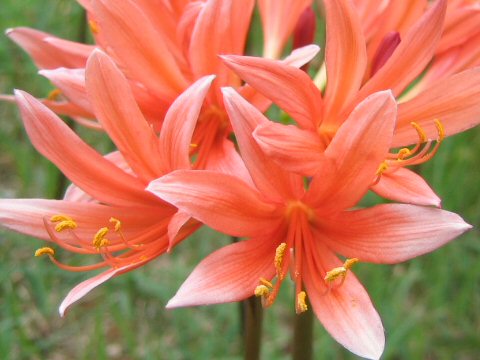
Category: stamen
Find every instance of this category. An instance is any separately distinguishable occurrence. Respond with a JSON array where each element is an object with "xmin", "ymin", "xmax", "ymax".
[
  {"xmin": 375, "ymin": 120, "xmax": 445, "ymax": 183},
  {"xmin": 47, "ymin": 88, "xmax": 62, "ymax": 101},
  {"xmin": 89, "ymin": 19, "xmax": 99, "ymax": 34},
  {"xmin": 35, "ymin": 247, "xmax": 55, "ymax": 257},
  {"xmin": 324, "ymin": 258, "xmax": 359, "ymax": 290},
  {"xmin": 259, "ymin": 277, "xmax": 273, "ymax": 288},
  {"xmin": 296, "ymin": 291, "xmax": 308, "ymax": 314},
  {"xmin": 109, "ymin": 217, "xmax": 122, "ymax": 232},
  {"xmin": 254, "ymin": 285, "xmax": 270, "ymax": 297},
  {"xmin": 274, "ymin": 243, "xmax": 287, "ymax": 279},
  {"xmin": 92, "ymin": 227, "xmax": 110, "ymax": 249},
  {"xmin": 51, "ymin": 214, "xmax": 78, "ymax": 232}
]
